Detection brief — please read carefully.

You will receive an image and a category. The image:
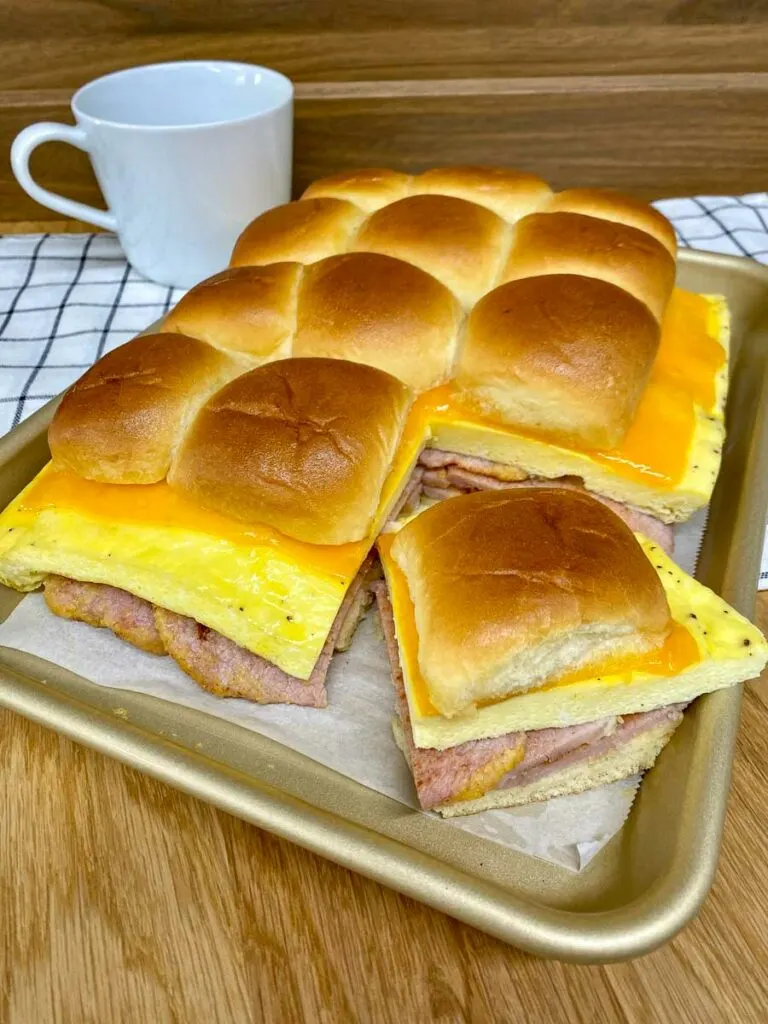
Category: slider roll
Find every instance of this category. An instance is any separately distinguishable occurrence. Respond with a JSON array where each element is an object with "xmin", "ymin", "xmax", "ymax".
[
  {"xmin": 293, "ymin": 253, "xmax": 463, "ymax": 392},
  {"xmin": 501, "ymin": 212, "xmax": 676, "ymax": 322},
  {"xmin": 388, "ymin": 488, "xmax": 671, "ymax": 718},
  {"xmin": 414, "ymin": 165, "xmax": 553, "ymax": 221},
  {"xmin": 351, "ymin": 193, "xmax": 509, "ymax": 306},
  {"xmin": 545, "ymin": 188, "xmax": 678, "ymax": 255},
  {"xmin": 456, "ymin": 274, "xmax": 661, "ymax": 449},
  {"xmin": 300, "ymin": 167, "xmax": 413, "ymax": 212},
  {"xmin": 163, "ymin": 264, "xmax": 302, "ymax": 360},
  {"xmin": 169, "ymin": 357, "xmax": 412, "ymax": 546},
  {"xmin": 49, "ymin": 332, "xmax": 241, "ymax": 485},
  {"xmin": 230, "ymin": 198, "xmax": 364, "ymax": 268}
]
